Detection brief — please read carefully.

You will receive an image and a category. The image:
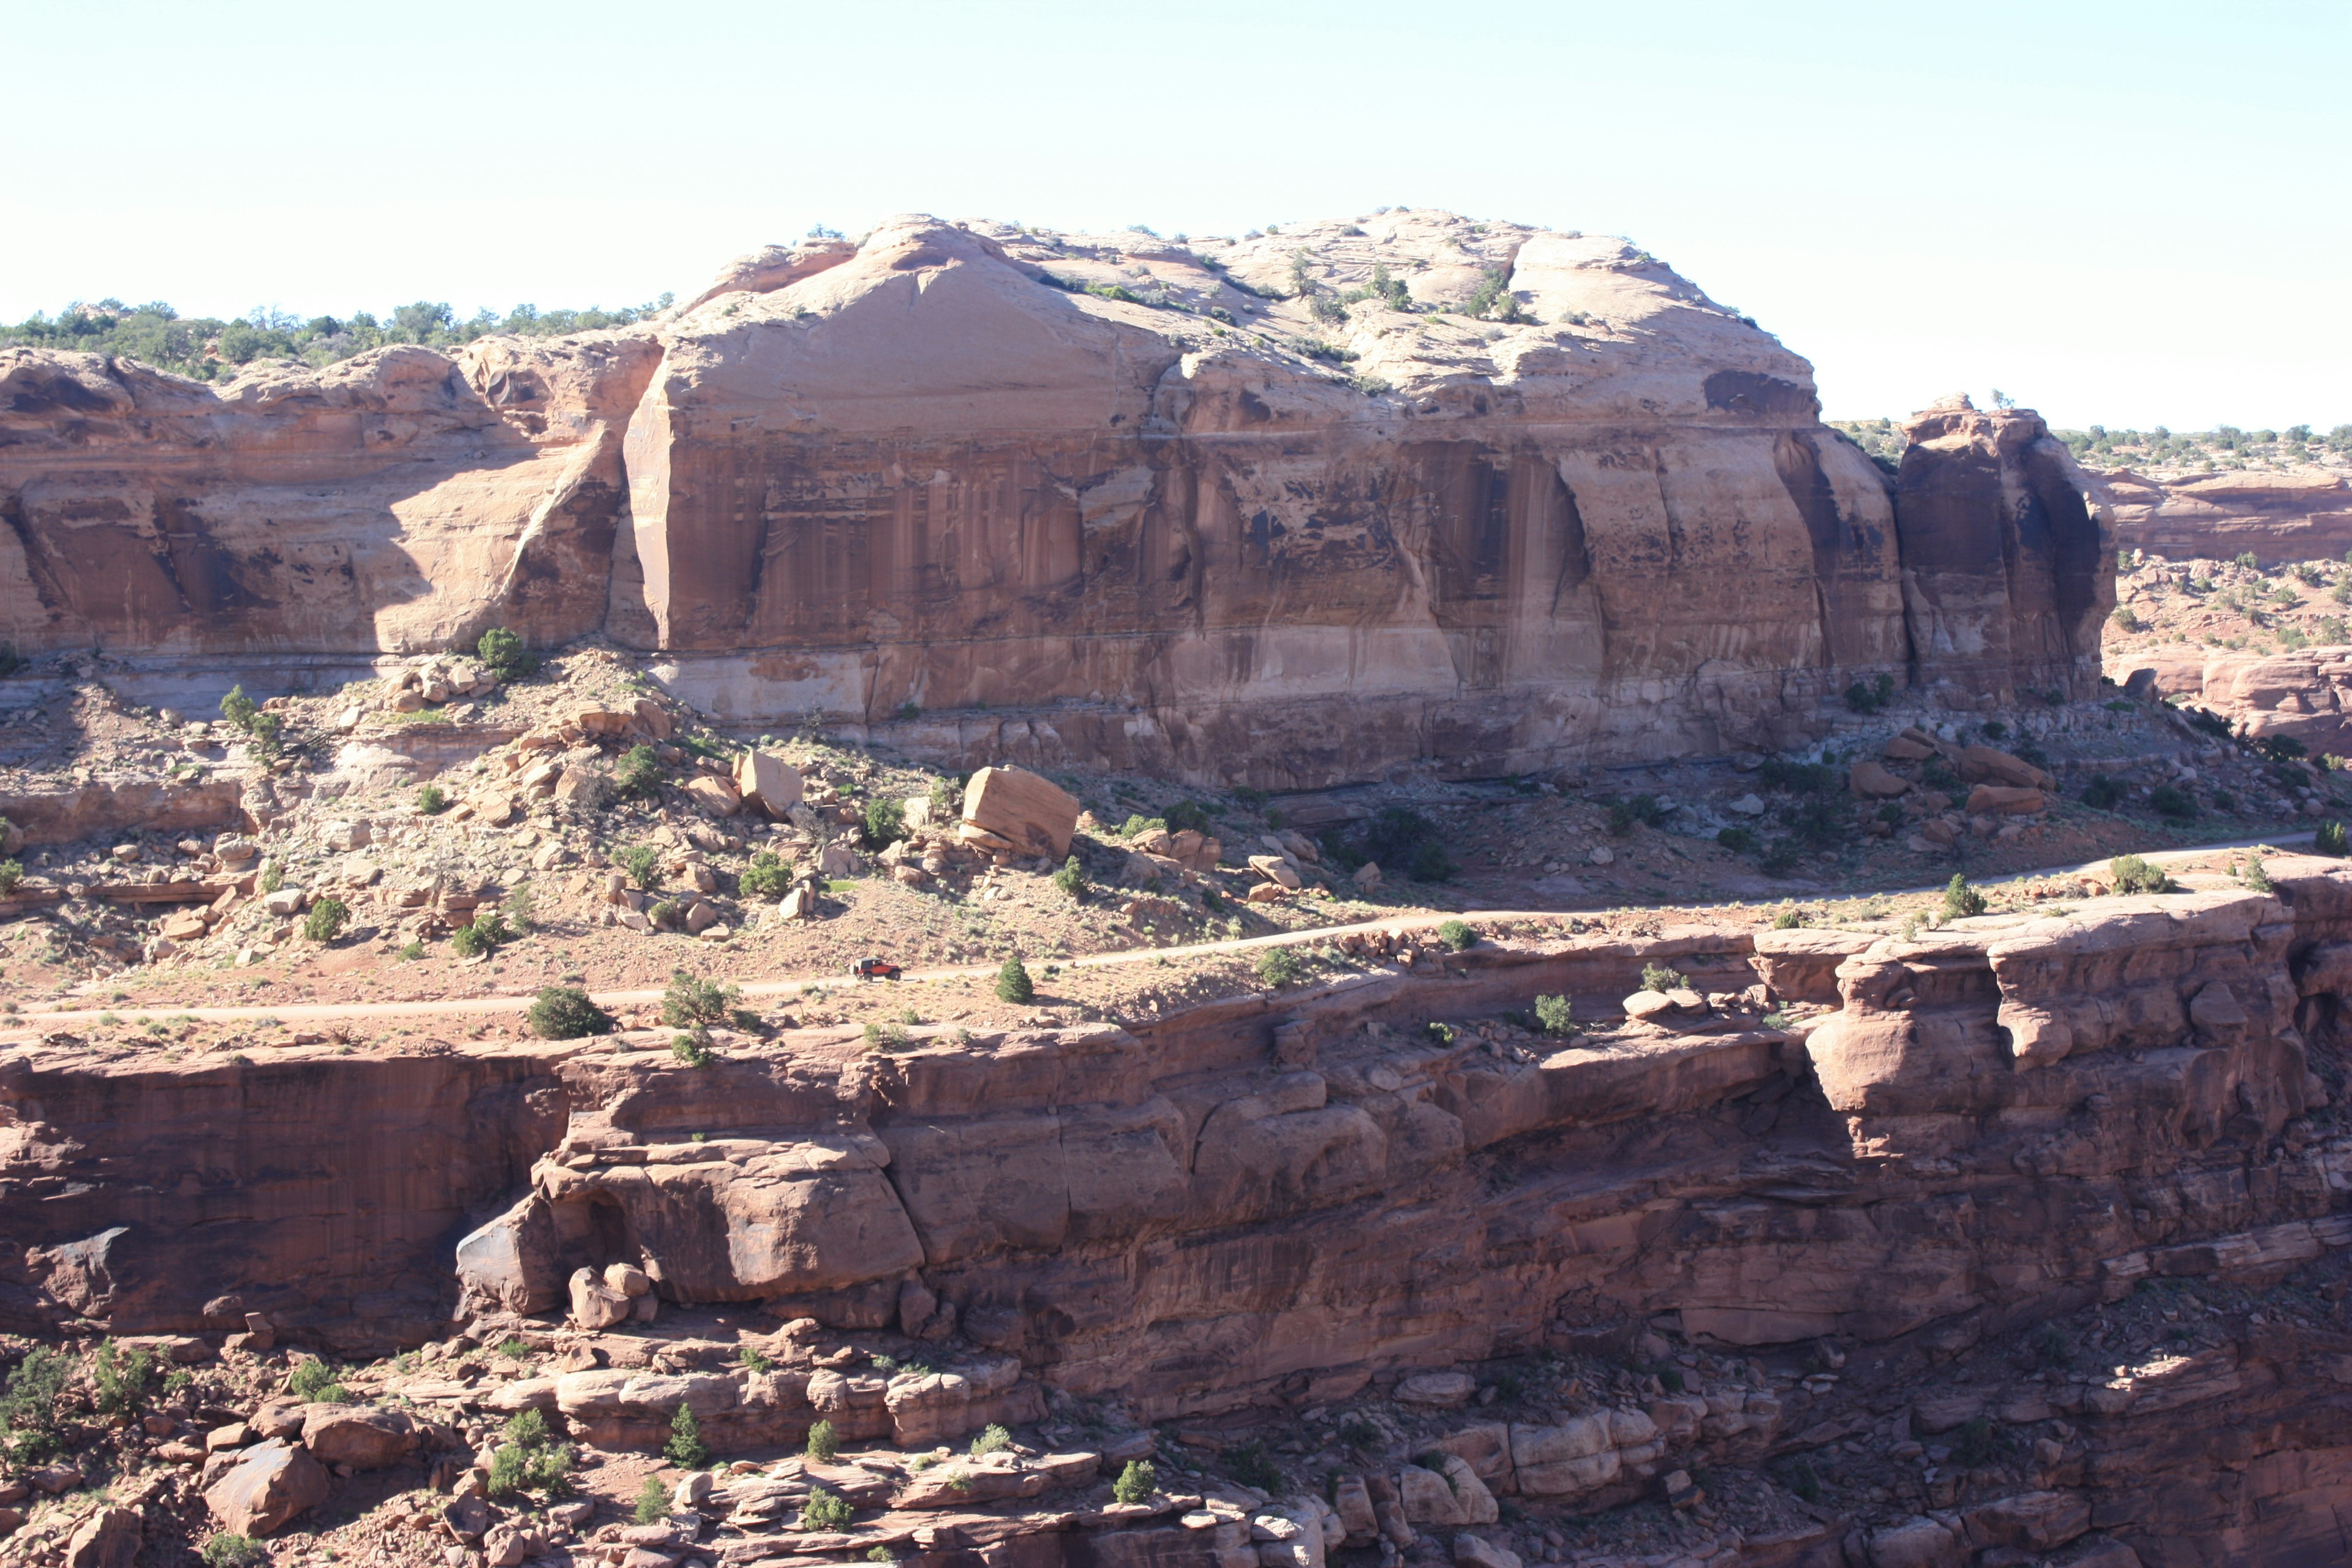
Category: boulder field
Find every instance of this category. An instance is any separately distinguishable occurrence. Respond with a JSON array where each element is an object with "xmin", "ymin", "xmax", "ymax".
[
  {"xmin": 10, "ymin": 861, "xmax": 2352, "ymax": 1559},
  {"xmin": 0, "ymin": 212, "xmax": 2111, "ymax": 786}
]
